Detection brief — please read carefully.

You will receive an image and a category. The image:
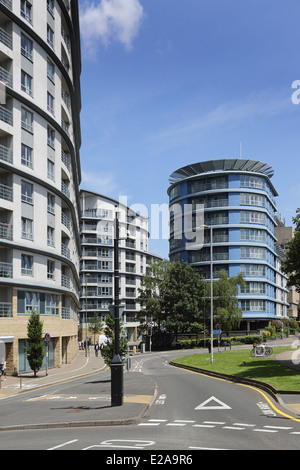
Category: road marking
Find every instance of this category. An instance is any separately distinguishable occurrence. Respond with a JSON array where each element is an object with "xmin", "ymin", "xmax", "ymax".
[
  {"xmin": 195, "ymin": 396, "xmax": 231, "ymax": 410},
  {"xmin": 47, "ymin": 440, "xmax": 78, "ymax": 450},
  {"xmin": 233, "ymin": 423, "xmax": 256, "ymax": 427},
  {"xmin": 174, "ymin": 420, "xmax": 195, "ymax": 423},
  {"xmin": 264, "ymin": 425, "xmax": 293, "ymax": 430},
  {"xmin": 223, "ymin": 426, "xmax": 245, "ymax": 430},
  {"xmin": 148, "ymin": 419, "xmax": 168, "ymax": 422},
  {"xmin": 193, "ymin": 424, "xmax": 215, "ymax": 428},
  {"xmin": 166, "ymin": 423, "xmax": 186, "ymax": 426},
  {"xmin": 203, "ymin": 421, "xmax": 226, "ymax": 425},
  {"xmin": 253, "ymin": 429, "xmax": 278, "ymax": 433},
  {"xmin": 138, "ymin": 422, "xmax": 160, "ymax": 426}
]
